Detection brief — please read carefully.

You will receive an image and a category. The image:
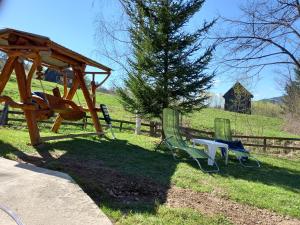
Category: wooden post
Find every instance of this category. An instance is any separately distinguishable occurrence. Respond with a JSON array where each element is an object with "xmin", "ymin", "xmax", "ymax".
[
  {"xmin": 150, "ymin": 121, "xmax": 155, "ymax": 137},
  {"xmin": 51, "ymin": 75, "xmax": 80, "ymax": 132},
  {"xmin": 76, "ymin": 69, "xmax": 103, "ymax": 134},
  {"xmin": 135, "ymin": 111, "xmax": 141, "ymax": 135},
  {"xmin": 119, "ymin": 122, "xmax": 123, "ymax": 131},
  {"xmin": 263, "ymin": 138, "xmax": 267, "ymax": 152},
  {"xmin": 0, "ymin": 56, "xmax": 17, "ymax": 95},
  {"xmin": 91, "ymin": 74, "xmax": 96, "ymax": 107},
  {"xmin": 0, "ymin": 103, "xmax": 9, "ymax": 126},
  {"xmin": 82, "ymin": 116, "xmax": 87, "ymax": 130},
  {"xmin": 14, "ymin": 59, "xmax": 41, "ymax": 145}
]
